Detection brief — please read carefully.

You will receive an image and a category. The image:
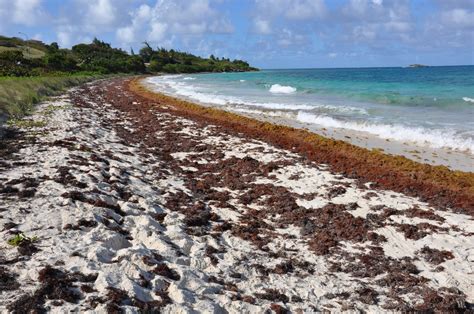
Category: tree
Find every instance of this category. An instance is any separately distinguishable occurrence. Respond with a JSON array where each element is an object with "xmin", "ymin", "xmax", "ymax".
[
  {"xmin": 126, "ymin": 55, "xmax": 146, "ymax": 73},
  {"xmin": 139, "ymin": 42, "xmax": 153, "ymax": 63},
  {"xmin": 44, "ymin": 51, "xmax": 77, "ymax": 71},
  {"xmin": 49, "ymin": 42, "xmax": 59, "ymax": 52}
]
